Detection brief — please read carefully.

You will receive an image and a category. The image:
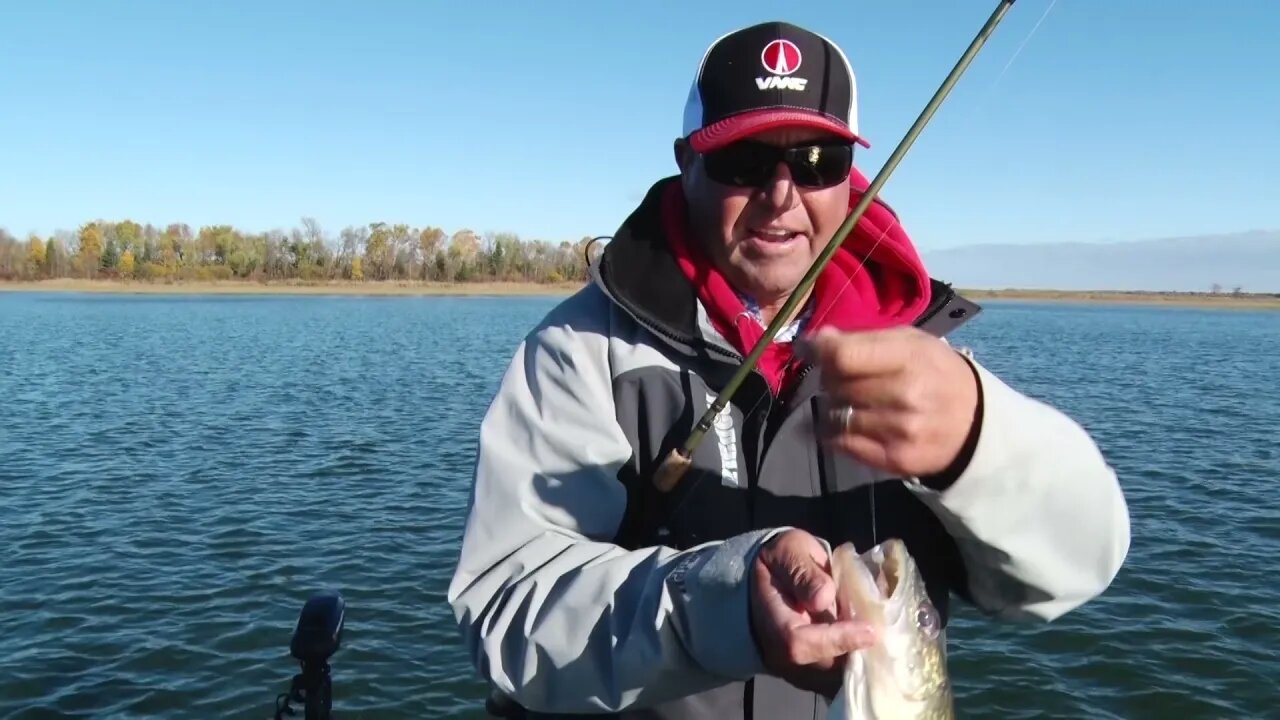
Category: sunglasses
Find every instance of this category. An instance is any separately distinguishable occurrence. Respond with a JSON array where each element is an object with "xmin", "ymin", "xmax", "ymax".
[{"xmin": 701, "ymin": 139, "xmax": 854, "ymax": 189}]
